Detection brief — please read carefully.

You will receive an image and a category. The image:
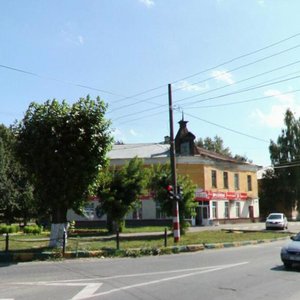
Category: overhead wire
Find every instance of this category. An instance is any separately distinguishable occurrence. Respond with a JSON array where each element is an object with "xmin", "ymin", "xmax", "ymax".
[
  {"xmin": 184, "ymin": 112, "xmax": 270, "ymax": 143},
  {"xmin": 113, "ymin": 70, "xmax": 300, "ymax": 122},
  {"xmin": 109, "ymin": 32, "xmax": 300, "ymax": 106},
  {"xmin": 110, "ymin": 42, "xmax": 300, "ymax": 116}
]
